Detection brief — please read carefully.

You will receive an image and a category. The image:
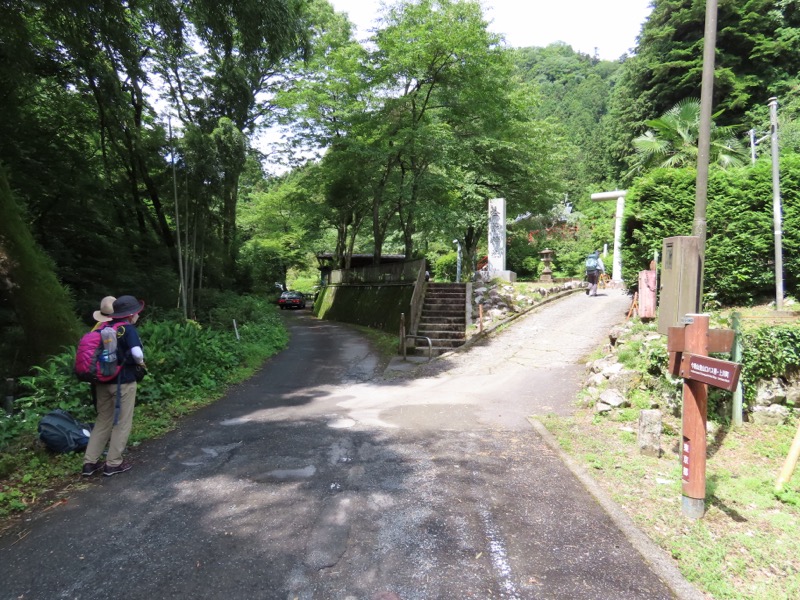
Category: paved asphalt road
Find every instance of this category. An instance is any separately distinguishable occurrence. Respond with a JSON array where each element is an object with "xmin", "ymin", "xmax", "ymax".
[{"xmin": 0, "ymin": 289, "xmax": 699, "ymax": 600}]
